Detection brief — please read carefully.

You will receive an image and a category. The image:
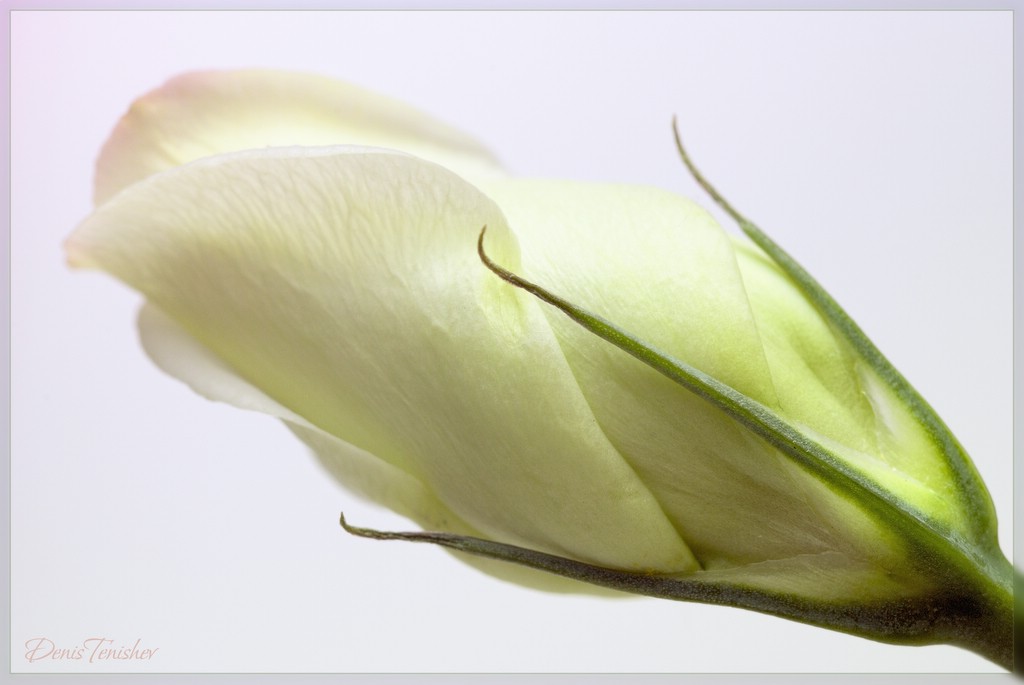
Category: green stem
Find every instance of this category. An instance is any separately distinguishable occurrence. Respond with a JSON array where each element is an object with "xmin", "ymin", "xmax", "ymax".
[{"xmin": 341, "ymin": 513, "xmax": 1013, "ymax": 669}]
